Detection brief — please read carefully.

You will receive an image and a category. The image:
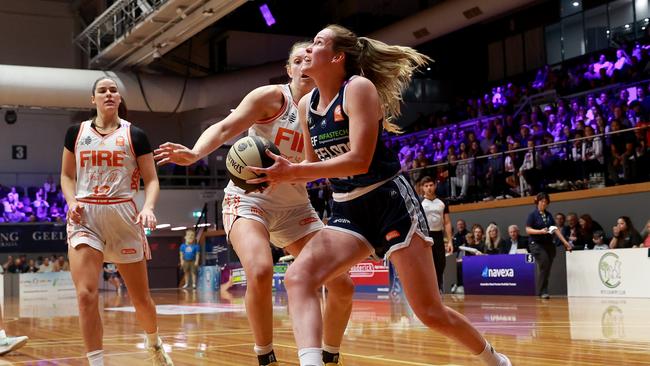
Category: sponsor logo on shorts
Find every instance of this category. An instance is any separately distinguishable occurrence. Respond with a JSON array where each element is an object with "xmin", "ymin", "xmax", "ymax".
[
  {"xmin": 385, "ymin": 230, "xmax": 401, "ymax": 241},
  {"xmin": 250, "ymin": 207, "xmax": 264, "ymax": 216},
  {"xmin": 121, "ymin": 248, "xmax": 137, "ymax": 255},
  {"xmin": 299, "ymin": 217, "xmax": 319, "ymax": 226},
  {"xmin": 331, "ymin": 218, "xmax": 351, "ymax": 225}
]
